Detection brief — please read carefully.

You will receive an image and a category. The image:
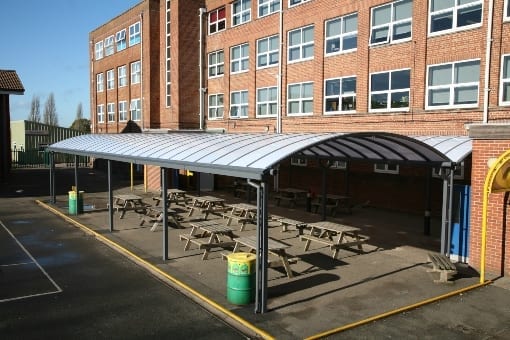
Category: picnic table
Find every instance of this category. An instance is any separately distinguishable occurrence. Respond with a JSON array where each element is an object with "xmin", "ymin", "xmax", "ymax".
[
  {"xmin": 300, "ymin": 221, "xmax": 368, "ymax": 259},
  {"xmin": 179, "ymin": 220, "xmax": 237, "ymax": 260},
  {"xmin": 311, "ymin": 194, "xmax": 351, "ymax": 216},
  {"xmin": 222, "ymin": 203, "xmax": 257, "ymax": 231},
  {"xmin": 278, "ymin": 218, "xmax": 308, "ymax": 234},
  {"xmin": 232, "ymin": 235, "xmax": 297, "ymax": 278},
  {"xmin": 153, "ymin": 188, "xmax": 188, "ymax": 207},
  {"xmin": 186, "ymin": 195, "xmax": 228, "ymax": 219},
  {"xmin": 112, "ymin": 194, "xmax": 150, "ymax": 219},
  {"xmin": 274, "ymin": 188, "xmax": 308, "ymax": 207},
  {"xmin": 140, "ymin": 206, "xmax": 182, "ymax": 231}
]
